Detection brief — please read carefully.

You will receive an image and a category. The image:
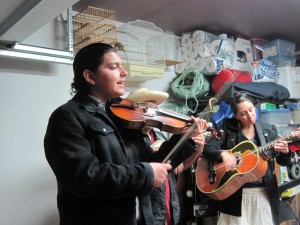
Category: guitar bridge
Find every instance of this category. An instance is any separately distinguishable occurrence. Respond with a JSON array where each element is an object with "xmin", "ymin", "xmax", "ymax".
[
  {"xmin": 235, "ymin": 154, "xmax": 242, "ymax": 166},
  {"xmin": 207, "ymin": 160, "xmax": 216, "ymax": 184}
]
